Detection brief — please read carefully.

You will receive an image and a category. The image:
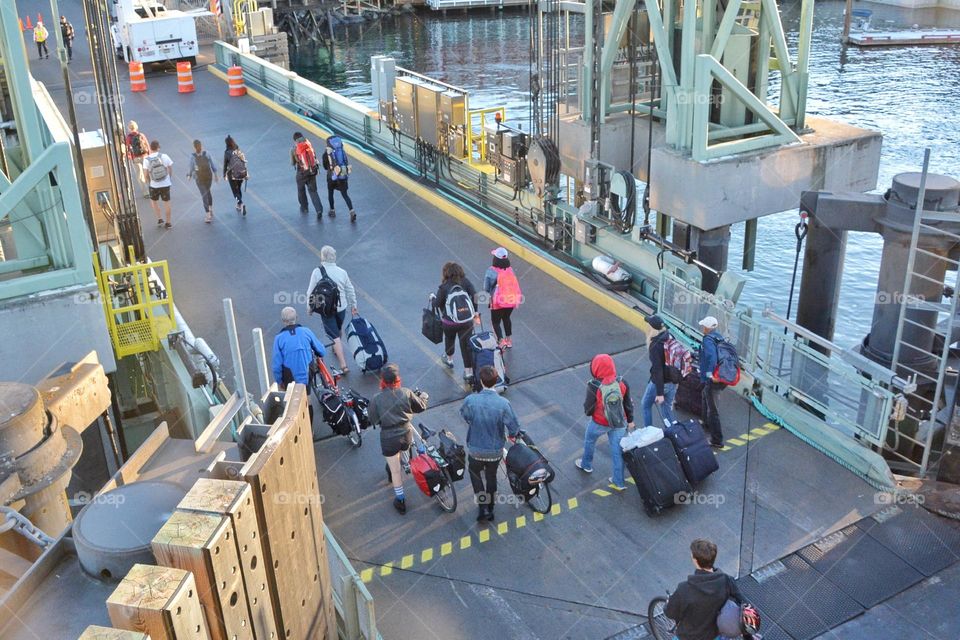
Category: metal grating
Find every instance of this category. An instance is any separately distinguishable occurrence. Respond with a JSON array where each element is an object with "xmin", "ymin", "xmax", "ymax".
[
  {"xmin": 737, "ymin": 555, "xmax": 863, "ymax": 640},
  {"xmin": 796, "ymin": 525, "xmax": 923, "ymax": 608},
  {"xmin": 857, "ymin": 505, "xmax": 960, "ymax": 576}
]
